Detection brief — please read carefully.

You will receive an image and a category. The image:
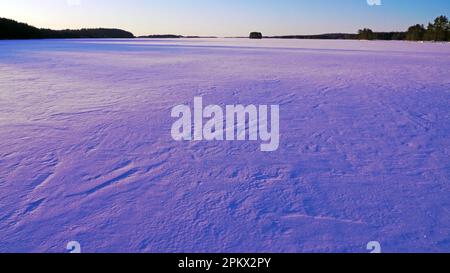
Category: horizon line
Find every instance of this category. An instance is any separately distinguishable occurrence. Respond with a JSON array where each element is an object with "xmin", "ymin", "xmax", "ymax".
[{"xmin": 2, "ymin": 16, "xmax": 441, "ymax": 39}]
